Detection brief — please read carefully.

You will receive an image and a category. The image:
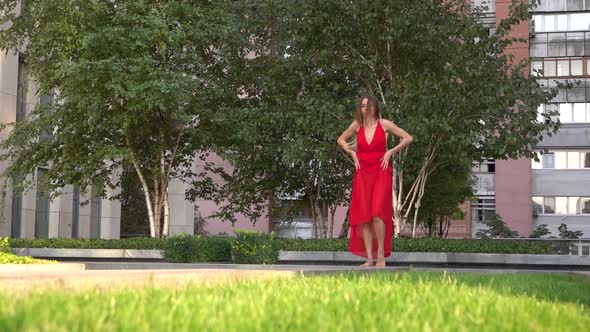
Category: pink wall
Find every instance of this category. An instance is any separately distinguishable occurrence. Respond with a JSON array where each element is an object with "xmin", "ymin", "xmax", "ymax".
[
  {"xmin": 495, "ymin": 159, "xmax": 533, "ymax": 236},
  {"xmin": 494, "ymin": 1, "xmax": 533, "ymax": 237}
]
